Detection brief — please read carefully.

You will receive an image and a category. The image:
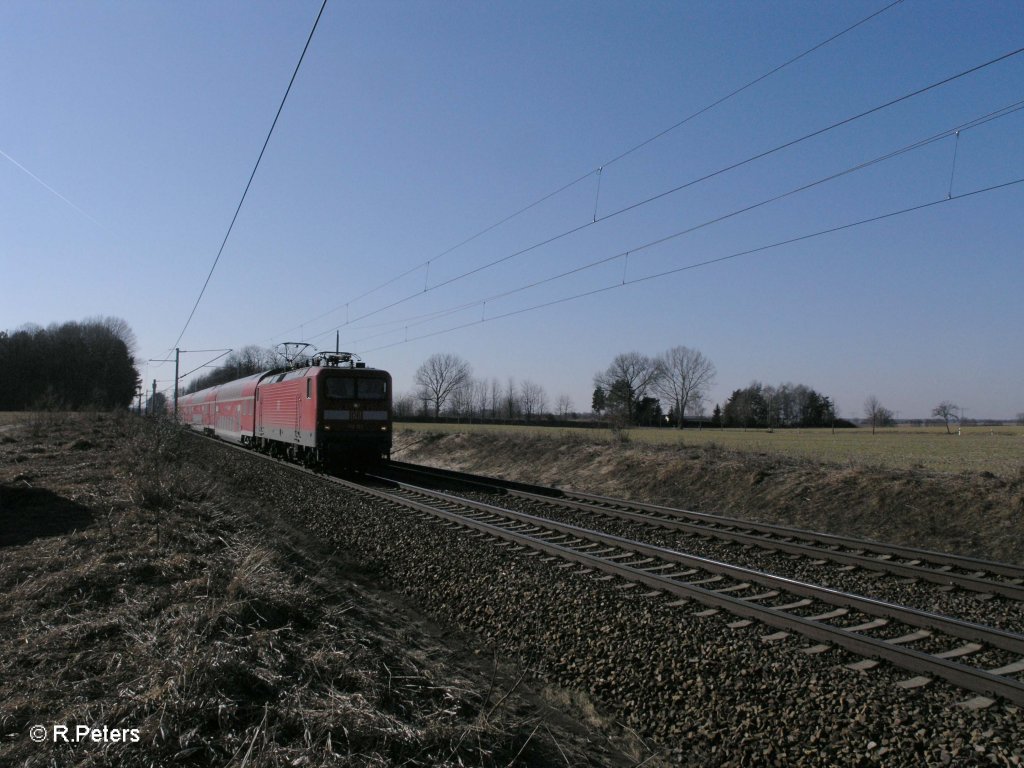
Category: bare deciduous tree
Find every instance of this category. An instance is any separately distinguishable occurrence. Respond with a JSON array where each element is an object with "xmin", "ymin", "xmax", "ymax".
[
  {"xmin": 393, "ymin": 391, "xmax": 418, "ymax": 418},
  {"xmin": 92, "ymin": 315, "xmax": 139, "ymax": 357},
  {"xmin": 466, "ymin": 378, "xmax": 485, "ymax": 419},
  {"xmin": 448, "ymin": 377, "xmax": 476, "ymax": 419},
  {"xmin": 932, "ymin": 401, "xmax": 959, "ymax": 434},
  {"xmin": 489, "ymin": 378, "xmax": 502, "ymax": 420},
  {"xmin": 594, "ymin": 352, "xmax": 659, "ymax": 425},
  {"xmin": 863, "ymin": 395, "xmax": 894, "ymax": 435},
  {"xmin": 519, "ymin": 380, "xmax": 547, "ymax": 421},
  {"xmin": 414, "ymin": 353, "xmax": 471, "ymax": 417},
  {"xmin": 653, "ymin": 346, "xmax": 716, "ymax": 428},
  {"xmin": 555, "ymin": 394, "xmax": 573, "ymax": 419},
  {"xmin": 503, "ymin": 377, "xmax": 519, "ymax": 420}
]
